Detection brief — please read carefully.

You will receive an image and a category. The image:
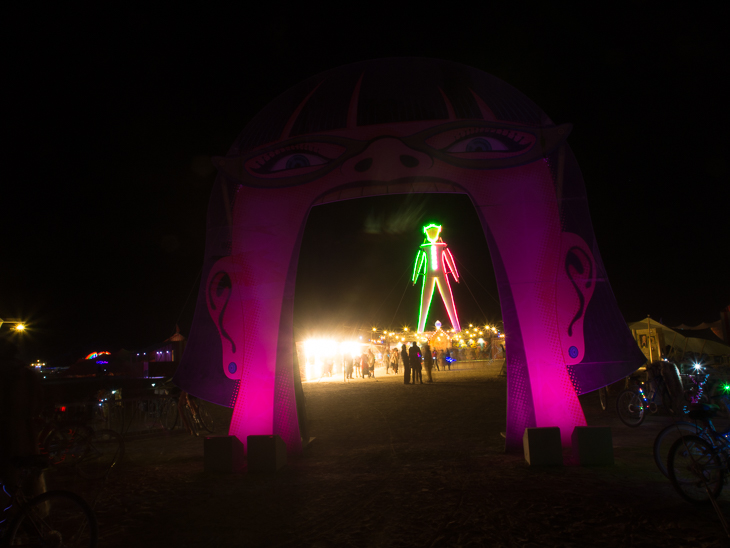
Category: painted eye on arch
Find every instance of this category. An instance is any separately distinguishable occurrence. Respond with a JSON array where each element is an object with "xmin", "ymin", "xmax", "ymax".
[
  {"xmin": 423, "ymin": 126, "xmax": 535, "ymax": 158},
  {"xmin": 448, "ymin": 136, "xmax": 511, "ymax": 153},
  {"xmin": 268, "ymin": 152, "xmax": 328, "ymax": 172},
  {"xmin": 262, "ymin": 151, "xmax": 329, "ymax": 173},
  {"xmin": 246, "ymin": 142, "xmax": 347, "ymax": 178},
  {"xmin": 445, "ymin": 132, "xmax": 531, "ymax": 154}
]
